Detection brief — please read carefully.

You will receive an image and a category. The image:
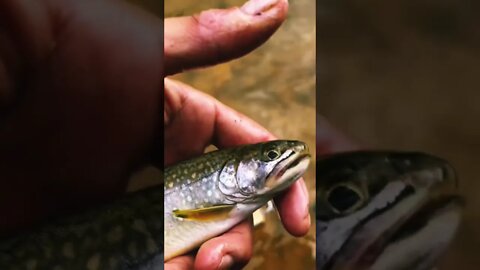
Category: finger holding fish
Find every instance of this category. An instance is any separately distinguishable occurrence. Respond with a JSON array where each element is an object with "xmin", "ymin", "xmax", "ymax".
[
  {"xmin": 164, "ymin": 140, "xmax": 311, "ymax": 262},
  {"xmin": 164, "ymin": 78, "xmax": 311, "ymax": 240},
  {"xmin": 194, "ymin": 218, "xmax": 254, "ymax": 270}
]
